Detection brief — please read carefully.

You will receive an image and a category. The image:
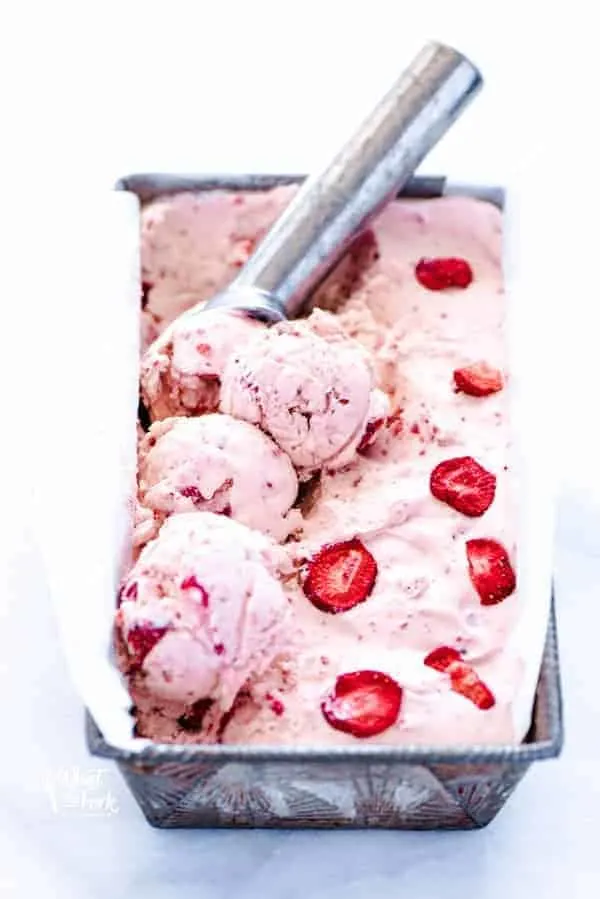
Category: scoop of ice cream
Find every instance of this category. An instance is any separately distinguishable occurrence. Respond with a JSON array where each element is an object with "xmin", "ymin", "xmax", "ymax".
[
  {"xmin": 220, "ymin": 320, "xmax": 375, "ymax": 473},
  {"xmin": 140, "ymin": 308, "xmax": 263, "ymax": 421},
  {"xmin": 137, "ymin": 414, "xmax": 300, "ymax": 542},
  {"xmin": 116, "ymin": 512, "xmax": 289, "ymax": 709}
]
